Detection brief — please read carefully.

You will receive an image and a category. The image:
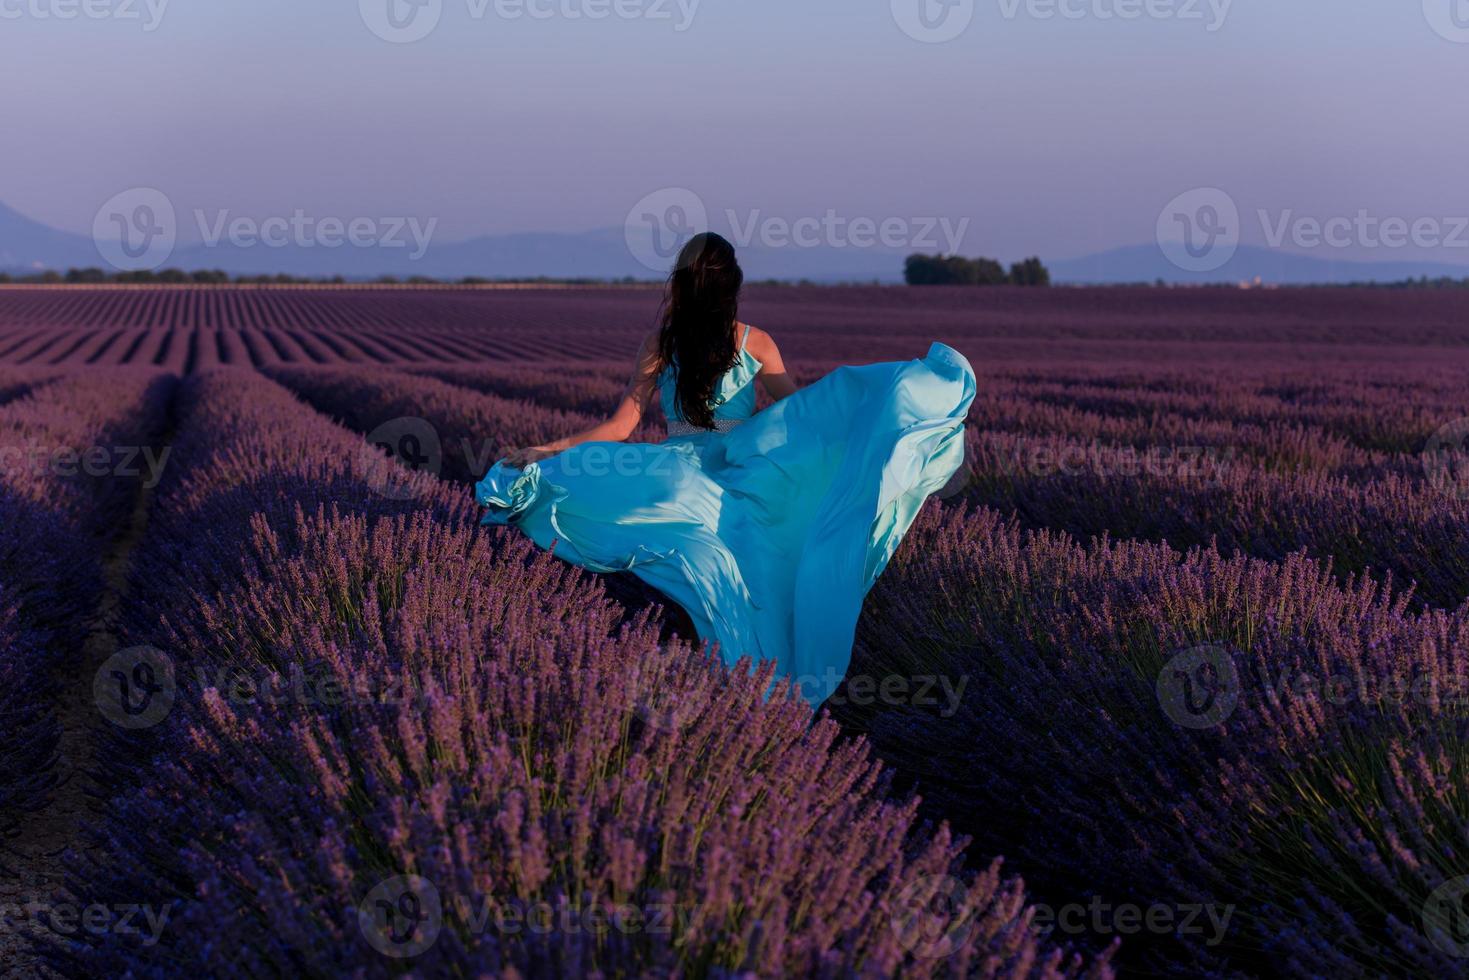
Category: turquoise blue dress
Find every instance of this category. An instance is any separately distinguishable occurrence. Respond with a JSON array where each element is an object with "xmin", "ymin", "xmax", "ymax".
[{"xmin": 475, "ymin": 327, "xmax": 976, "ymax": 705}]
